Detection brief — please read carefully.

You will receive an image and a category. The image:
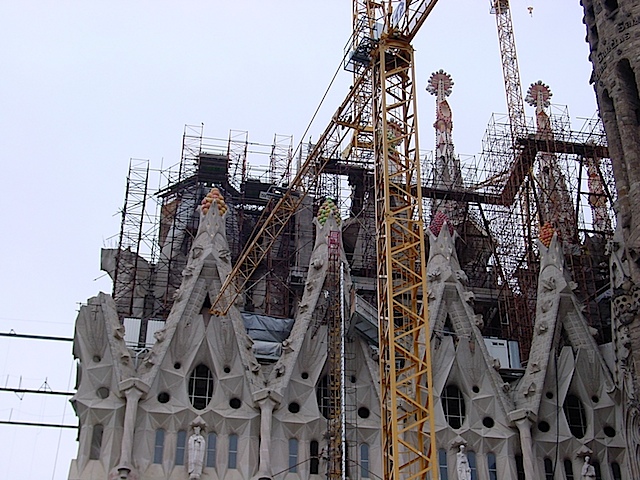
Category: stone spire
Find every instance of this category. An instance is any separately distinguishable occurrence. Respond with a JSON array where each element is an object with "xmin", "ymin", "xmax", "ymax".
[{"xmin": 525, "ymin": 81, "xmax": 579, "ymax": 253}]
